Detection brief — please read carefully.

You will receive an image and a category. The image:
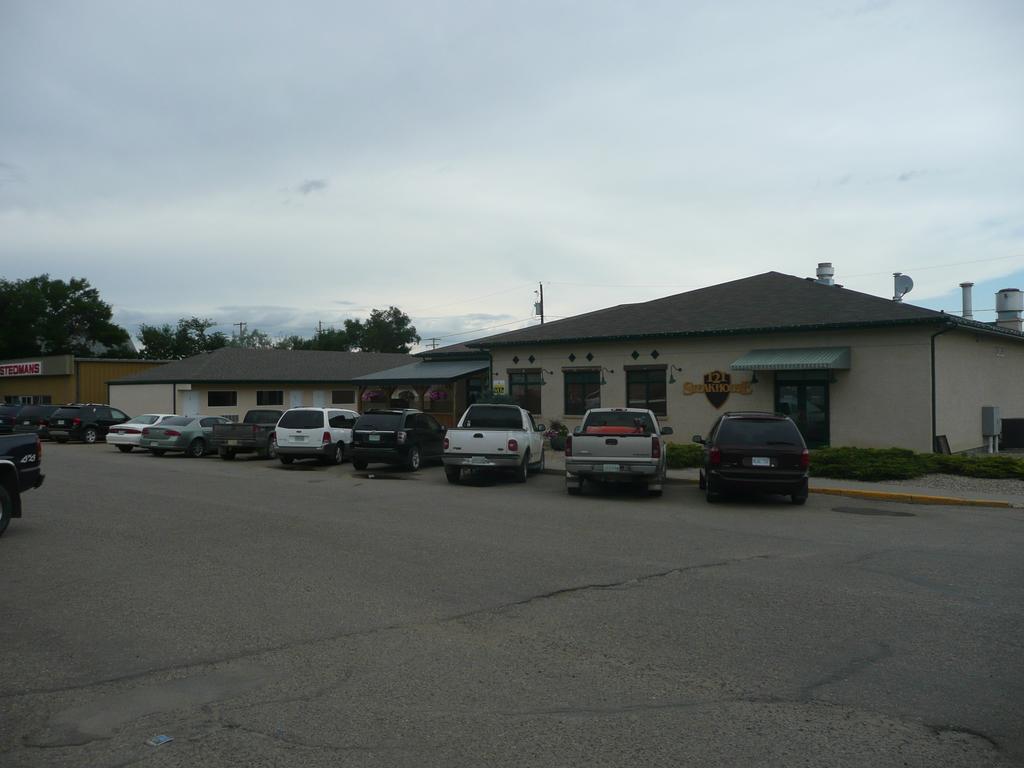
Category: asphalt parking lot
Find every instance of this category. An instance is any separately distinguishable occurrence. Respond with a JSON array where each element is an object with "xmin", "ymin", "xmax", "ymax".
[{"xmin": 2, "ymin": 443, "xmax": 1023, "ymax": 767}]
